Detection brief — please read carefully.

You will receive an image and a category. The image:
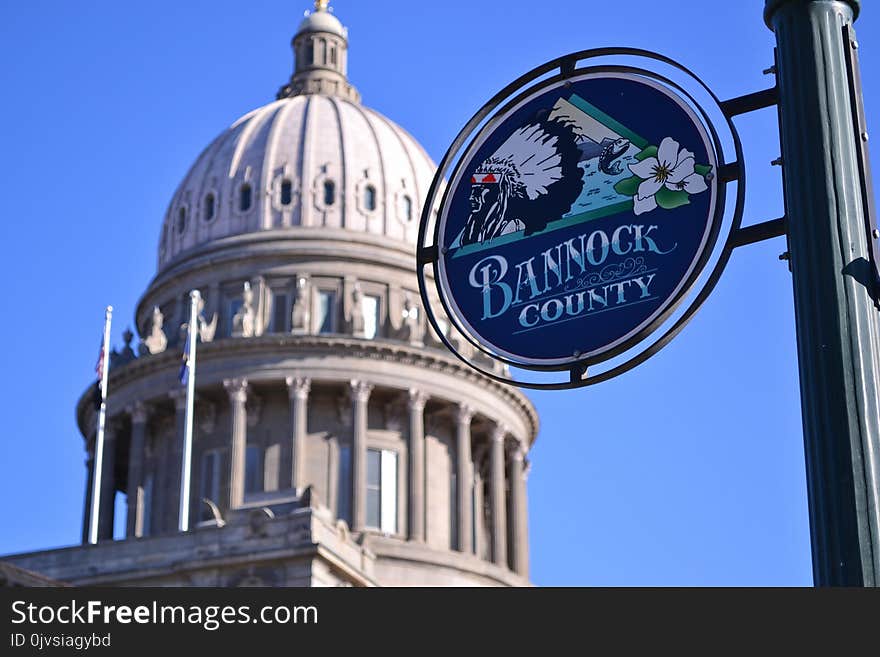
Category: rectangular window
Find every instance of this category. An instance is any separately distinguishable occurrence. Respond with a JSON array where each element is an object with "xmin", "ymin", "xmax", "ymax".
[
  {"xmin": 317, "ymin": 290, "xmax": 336, "ymax": 334},
  {"xmin": 228, "ymin": 299, "xmax": 243, "ymax": 337},
  {"xmin": 199, "ymin": 450, "xmax": 223, "ymax": 521},
  {"xmin": 245, "ymin": 445, "xmax": 263, "ymax": 495},
  {"xmin": 472, "ymin": 482, "xmax": 477, "ymax": 554},
  {"xmin": 362, "ymin": 294, "xmax": 380, "ymax": 340},
  {"xmin": 142, "ymin": 473, "xmax": 154, "ymax": 537},
  {"xmin": 366, "ymin": 450, "xmax": 381, "ymax": 529},
  {"xmin": 272, "ymin": 293, "xmax": 288, "ymax": 333},
  {"xmin": 263, "ymin": 443, "xmax": 280, "ymax": 493},
  {"xmin": 337, "ymin": 444, "xmax": 352, "ymax": 526},
  {"xmin": 366, "ymin": 448, "xmax": 398, "ymax": 534},
  {"xmin": 380, "ymin": 450, "xmax": 398, "ymax": 535},
  {"xmin": 450, "ymin": 471, "xmax": 458, "ymax": 550}
]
